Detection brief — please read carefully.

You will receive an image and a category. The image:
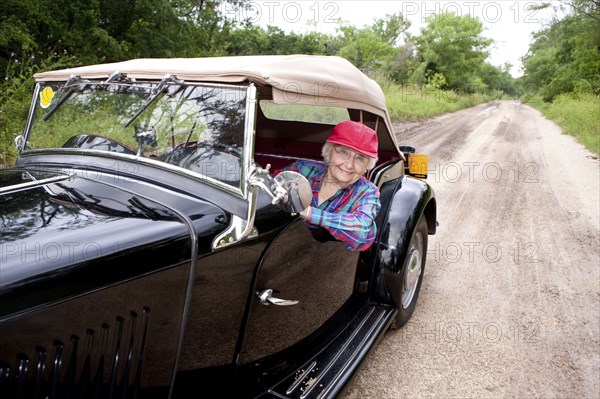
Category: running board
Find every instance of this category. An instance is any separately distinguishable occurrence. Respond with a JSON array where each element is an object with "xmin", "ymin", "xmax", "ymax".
[{"xmin": 265, "ymin": 303, "xmax": 396, "ymax": 399}]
